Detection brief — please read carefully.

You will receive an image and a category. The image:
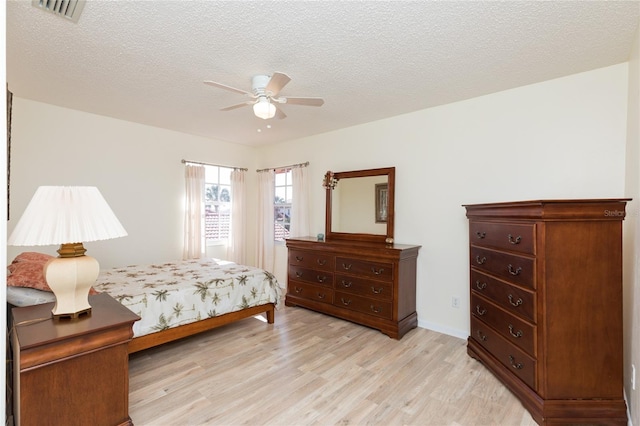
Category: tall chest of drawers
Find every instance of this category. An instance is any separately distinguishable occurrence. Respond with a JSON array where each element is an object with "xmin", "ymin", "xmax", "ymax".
[
  {"xmin": 285, "ymin": 237, "xmax": 420, "ymax": 339},
  {"xmin": 464, "ymin": 199, "xmax": 629, "ymax": 425}
]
